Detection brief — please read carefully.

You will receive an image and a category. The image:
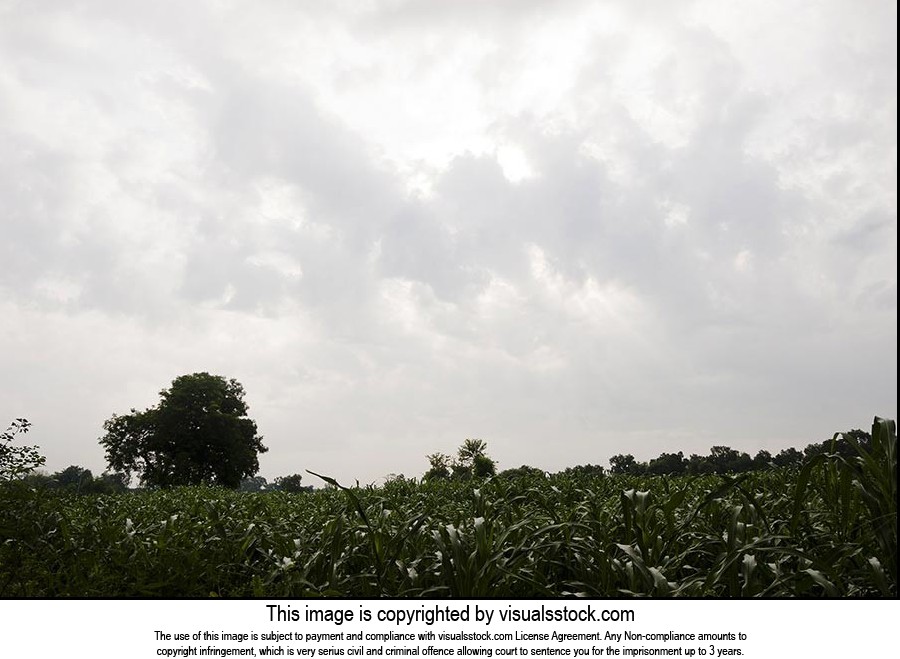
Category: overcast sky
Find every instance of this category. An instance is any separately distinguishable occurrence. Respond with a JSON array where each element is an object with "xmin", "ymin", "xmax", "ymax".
[{"xmin": 1, "ymin": 0, "xmax": 896, "ymax": 486}]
